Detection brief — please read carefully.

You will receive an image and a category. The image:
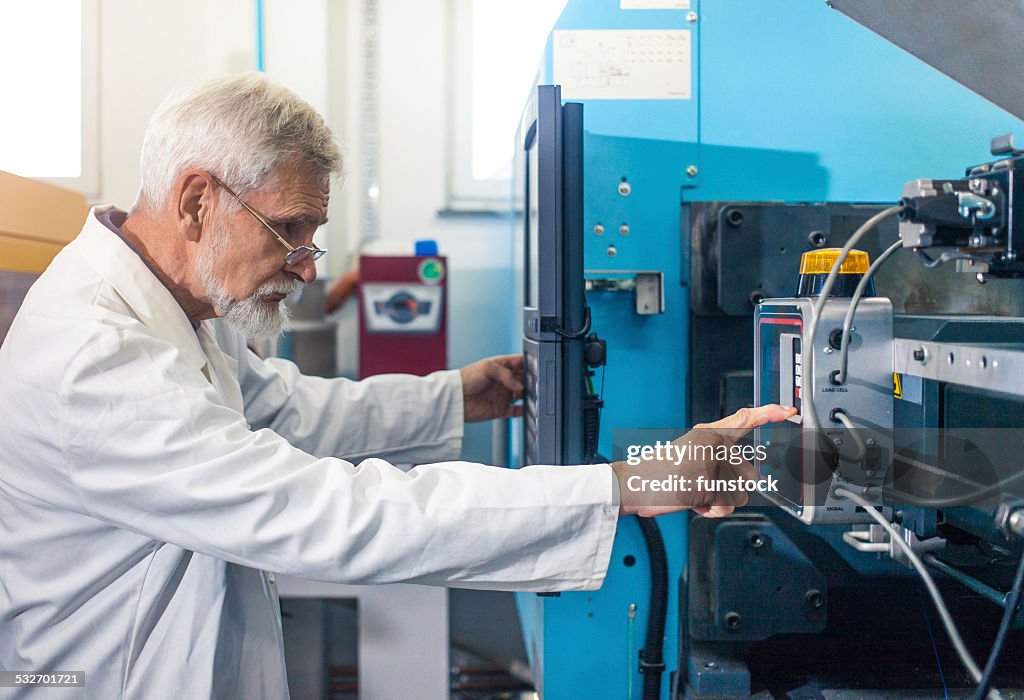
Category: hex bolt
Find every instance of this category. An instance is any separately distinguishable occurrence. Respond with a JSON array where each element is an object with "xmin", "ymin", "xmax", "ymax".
[
  {"xmin": 686, "ymin": 164, "xmax": 699, "ymax": 178},
  {"xmin": 994, "ymin": 502, "xmax": 1024, "ymax": 538},
  {"xmin": 617, "ymin": 181, "xmax": 632, "ymax": 197},
  {"xmin": 1010, "ymin": 510, "xmax": 1024, "ymax": 537},
  {"xmin": 607, "ymin": 245, "xmax": 618, "ymax": 258},
  {"xmin": 805, "ymin": 589, "xmax": 824, "ymax": 609},
  {"xmin": 913, "ymin": 347, "xmax": 926, "ymax": 362},
  {"xmin": 594, "ymin": 224, "xmax": 605, "ymax": 236},
  {"xmin": 724, "ymin": 612, "xmax": 742, "ymax": 630},
  {"xmin": 619, "ymin": 224, "xmax": 630, "ymax": 236}
]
